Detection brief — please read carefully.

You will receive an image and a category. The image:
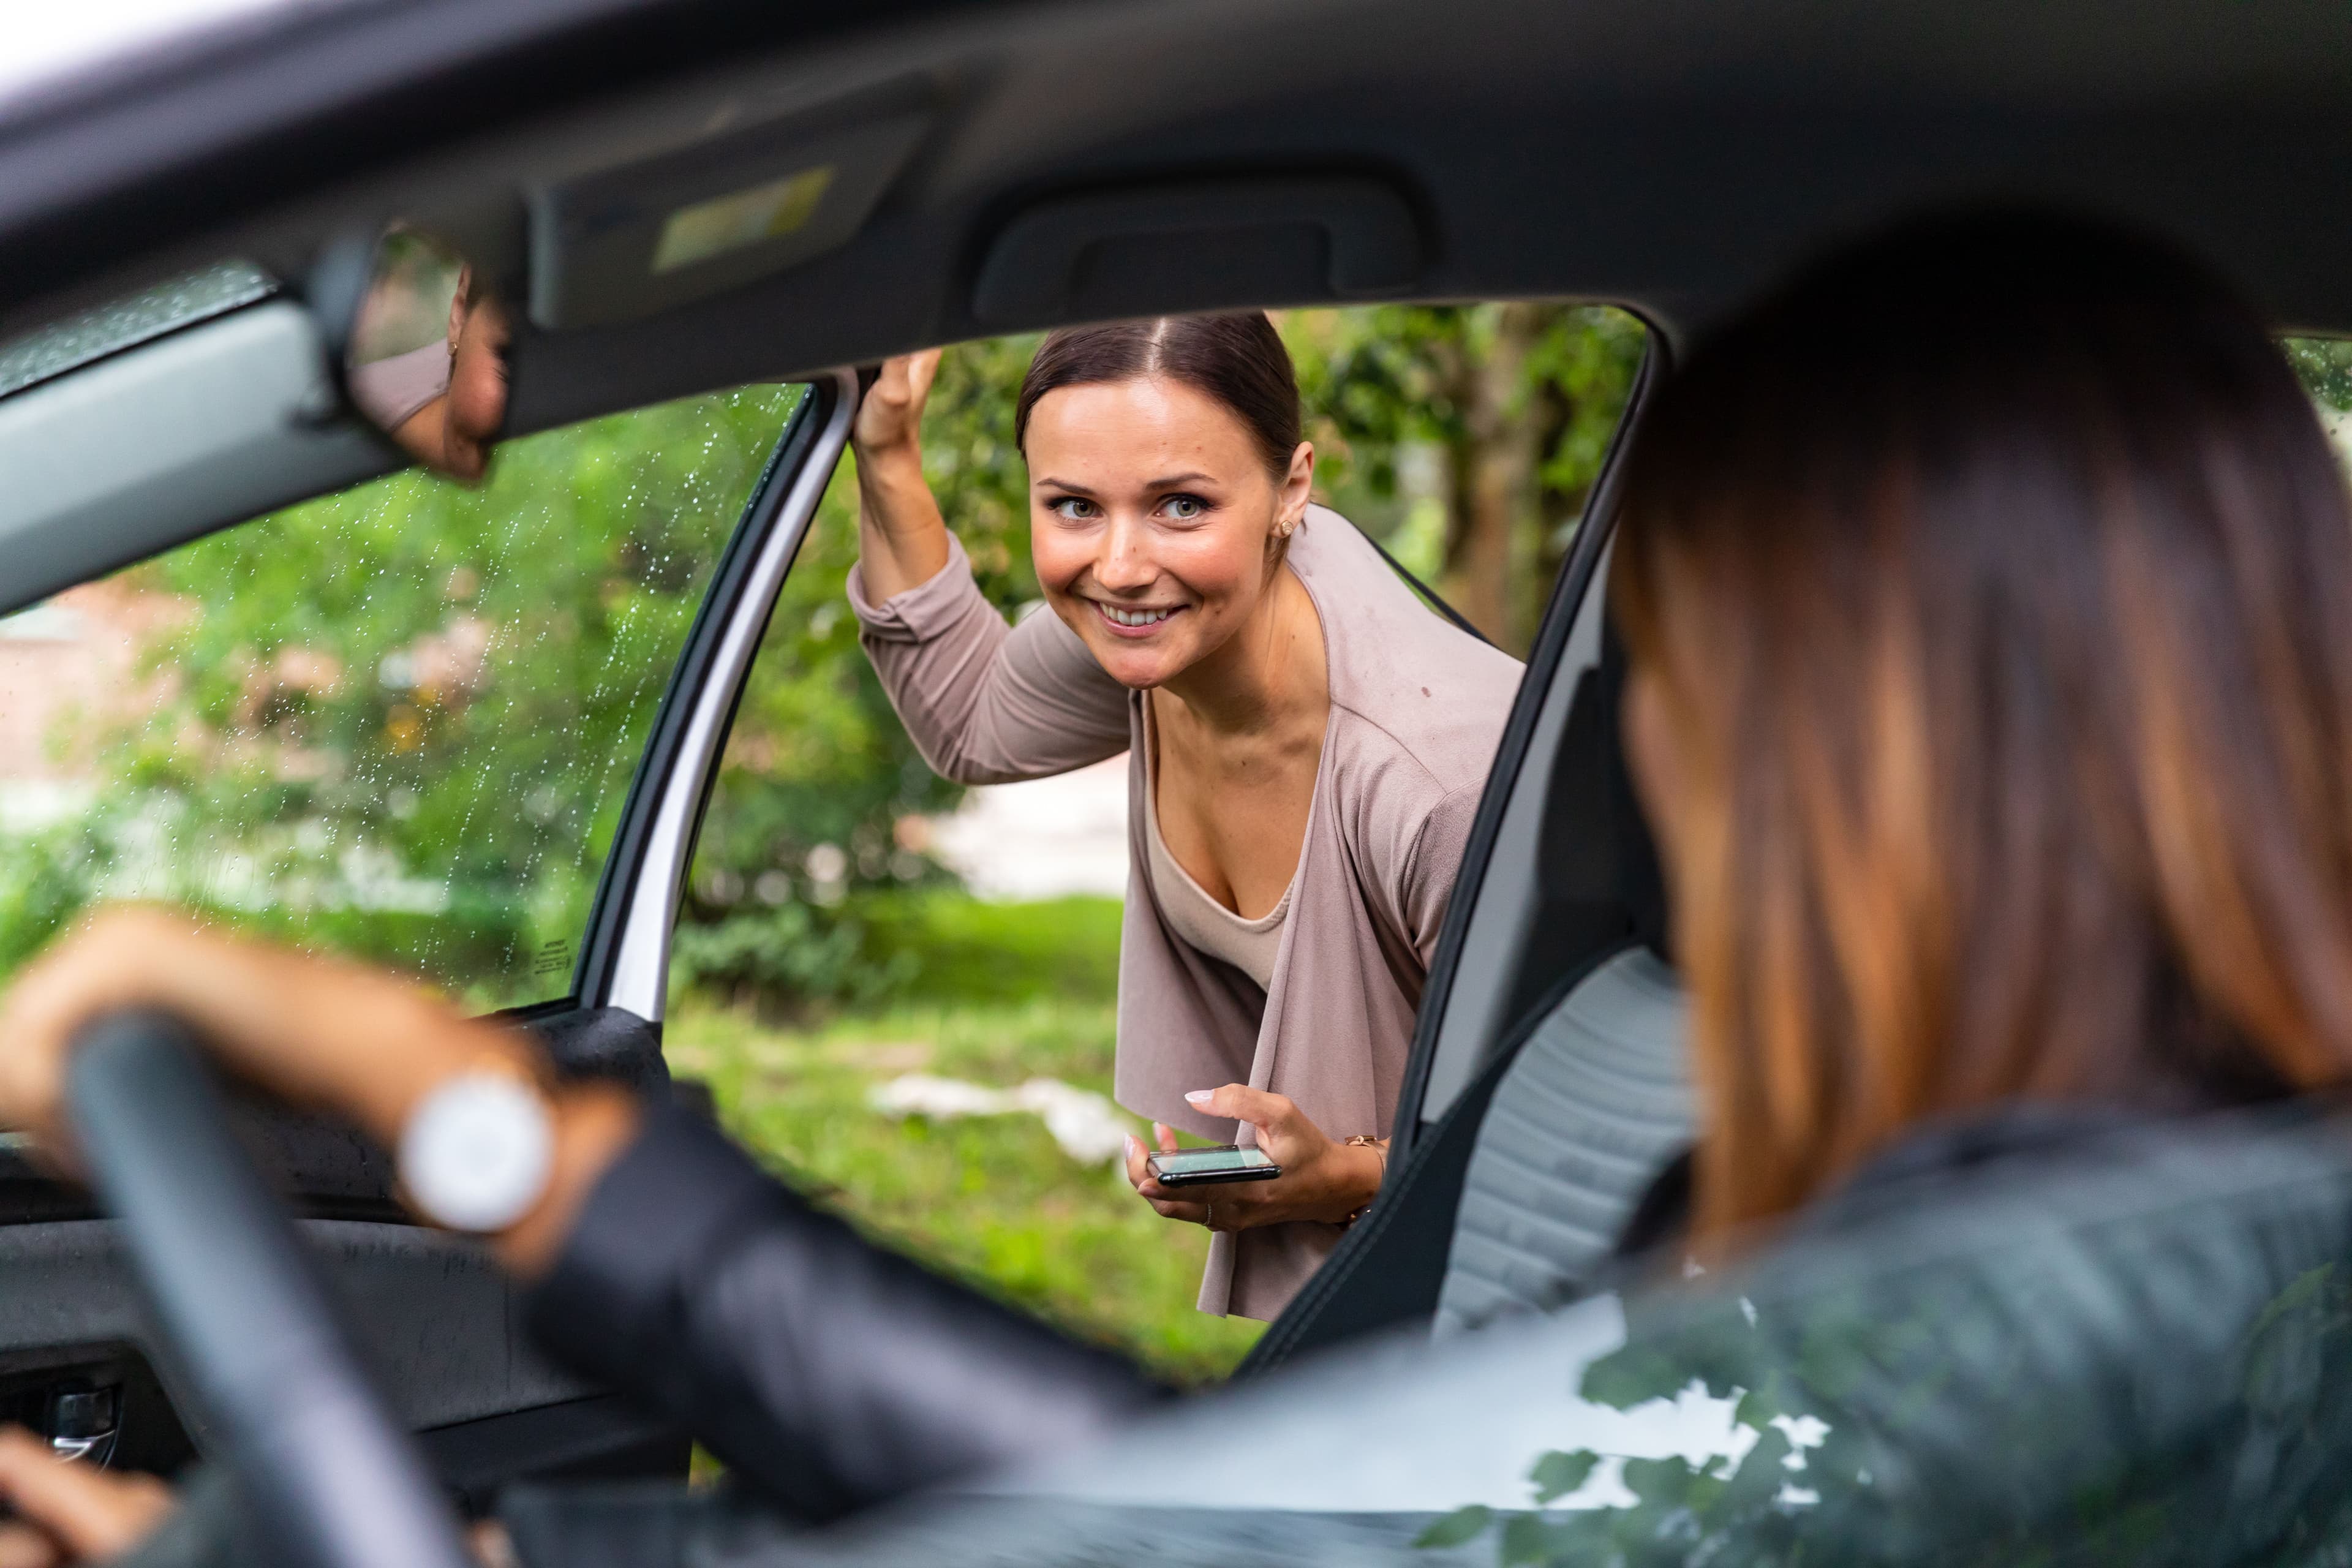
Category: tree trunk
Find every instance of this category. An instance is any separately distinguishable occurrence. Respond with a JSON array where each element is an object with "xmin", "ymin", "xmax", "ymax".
[{"xmin": 1441, "ymin": 302, "xmax": 1545, "ymax": 651}]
